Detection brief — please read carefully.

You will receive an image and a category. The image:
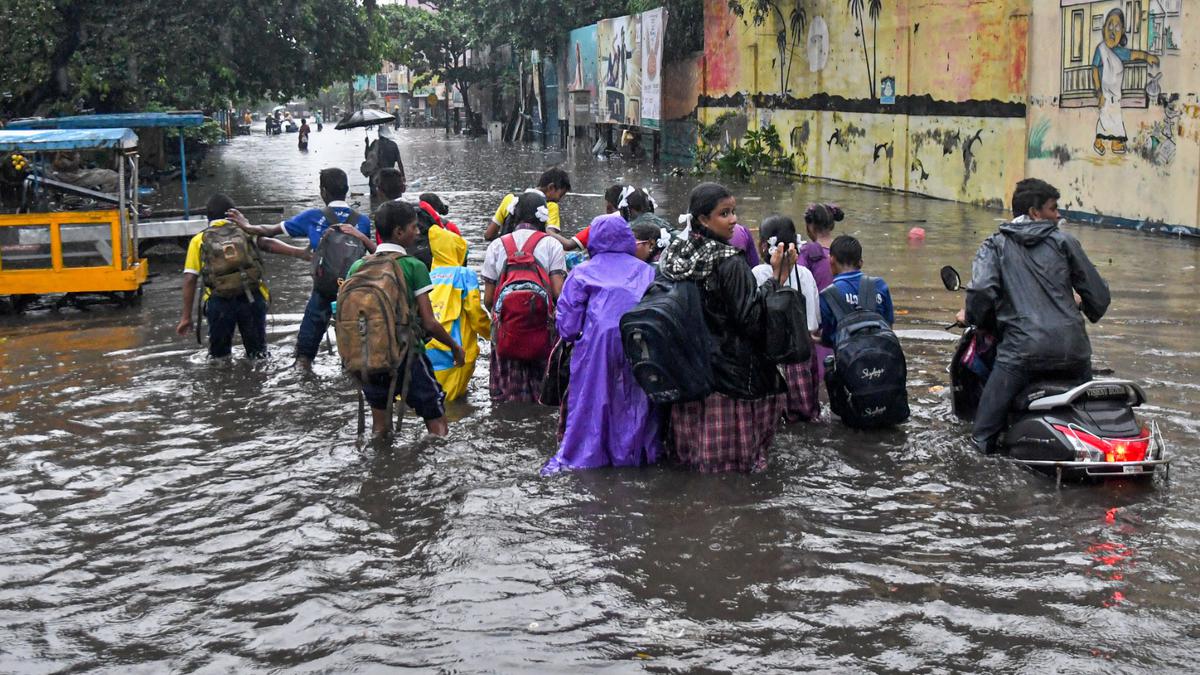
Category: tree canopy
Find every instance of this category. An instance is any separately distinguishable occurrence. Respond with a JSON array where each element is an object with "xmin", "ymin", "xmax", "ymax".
[{"xmin": 0, "ymin": 0, "xmax": 385, "ymax": 117}]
